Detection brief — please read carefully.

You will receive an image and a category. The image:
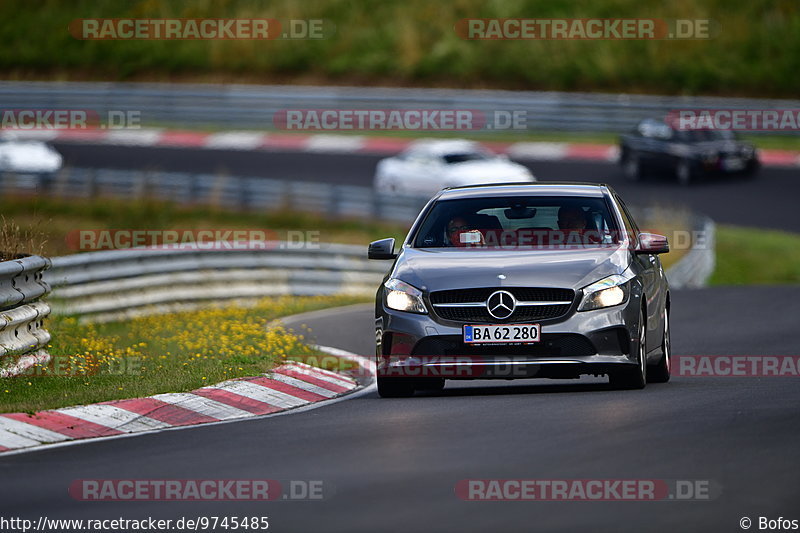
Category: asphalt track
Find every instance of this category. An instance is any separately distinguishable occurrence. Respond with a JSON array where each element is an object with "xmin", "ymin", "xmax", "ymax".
[
  {"xmin": 53, "ymin": 142, "xmax": 800, "ymax": 232},
  {"xmin": 2, "ymin": 143, "xmax": 797, "ymax": 532},
  {"xmin": 1, "ymin": 287, "xmax": 799, "ymax": 532}
]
